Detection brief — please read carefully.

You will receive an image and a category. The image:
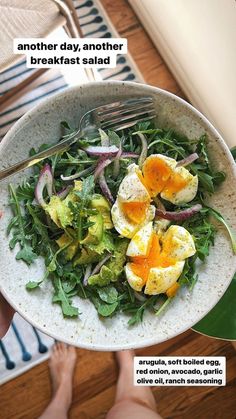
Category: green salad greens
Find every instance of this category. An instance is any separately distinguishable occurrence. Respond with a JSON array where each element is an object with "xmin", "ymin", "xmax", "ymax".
[{"xmin": 7, "ymin": 120, "xmax": 236, "ymax": 325}]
